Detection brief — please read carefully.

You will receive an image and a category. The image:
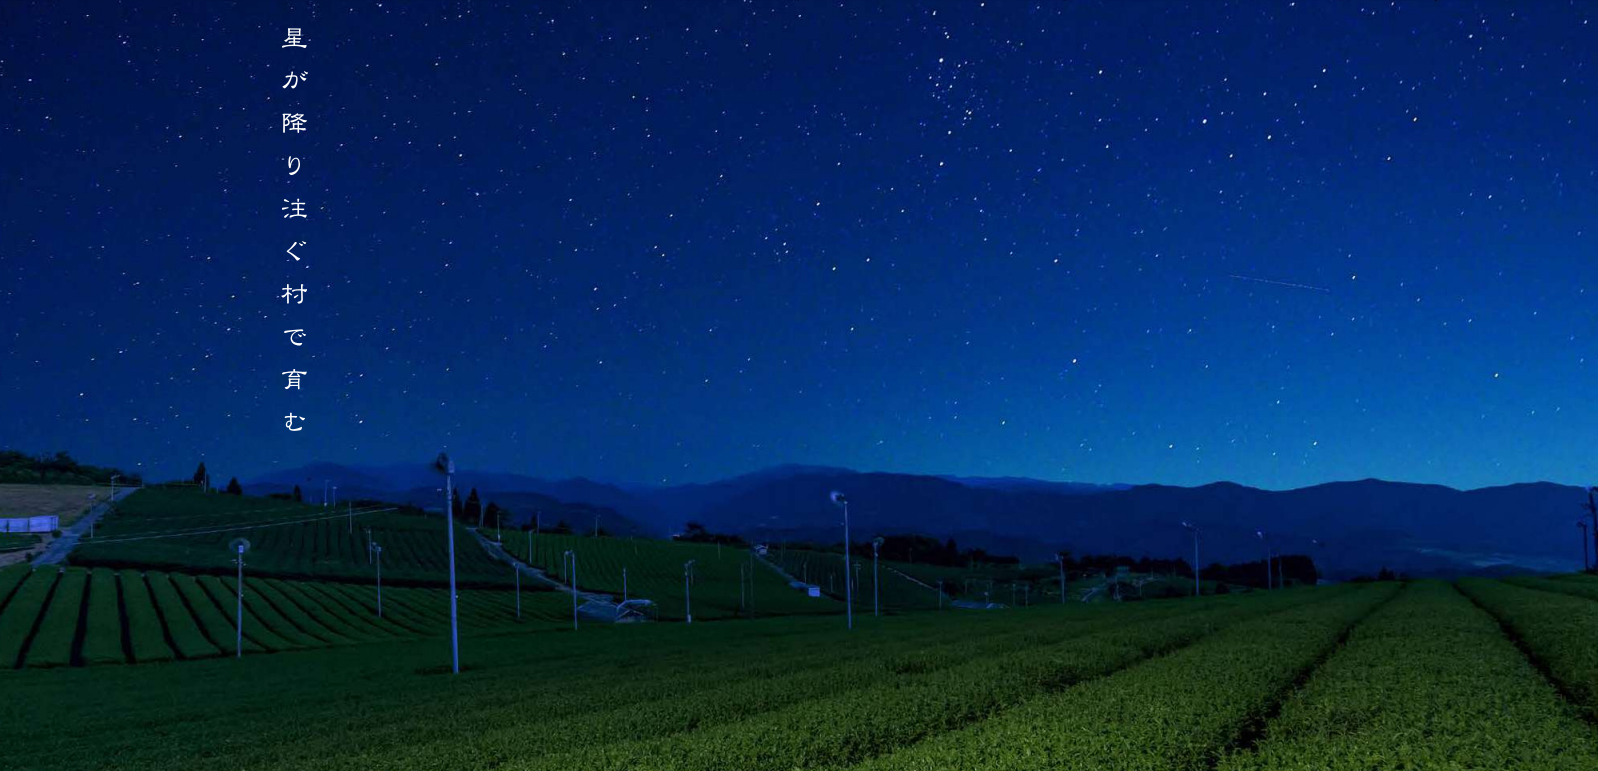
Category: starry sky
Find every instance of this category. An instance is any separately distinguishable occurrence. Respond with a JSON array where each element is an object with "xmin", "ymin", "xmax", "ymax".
[{"xmin": 3, "ymin": 1, "xmax": 1595, "ymax": 490}]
